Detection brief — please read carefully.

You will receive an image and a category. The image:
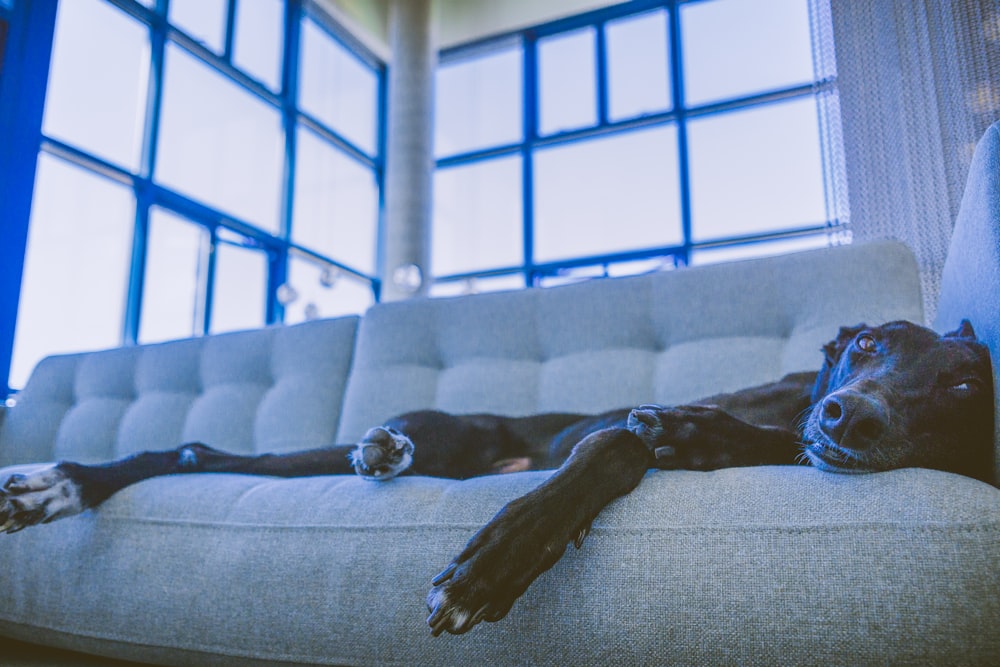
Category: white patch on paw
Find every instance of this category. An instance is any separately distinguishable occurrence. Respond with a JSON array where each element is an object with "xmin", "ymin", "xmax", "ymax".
[
  {"xmin": 1, "ymin": 465, "xmax": 85, "ymax": 531},
  {"xmin": 351, "ymin": 427, "xmax": 415, "ymax": 481},
  {"xmin": 427, "ymin": 587, "xmax": 448, "ymax": 611}
]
